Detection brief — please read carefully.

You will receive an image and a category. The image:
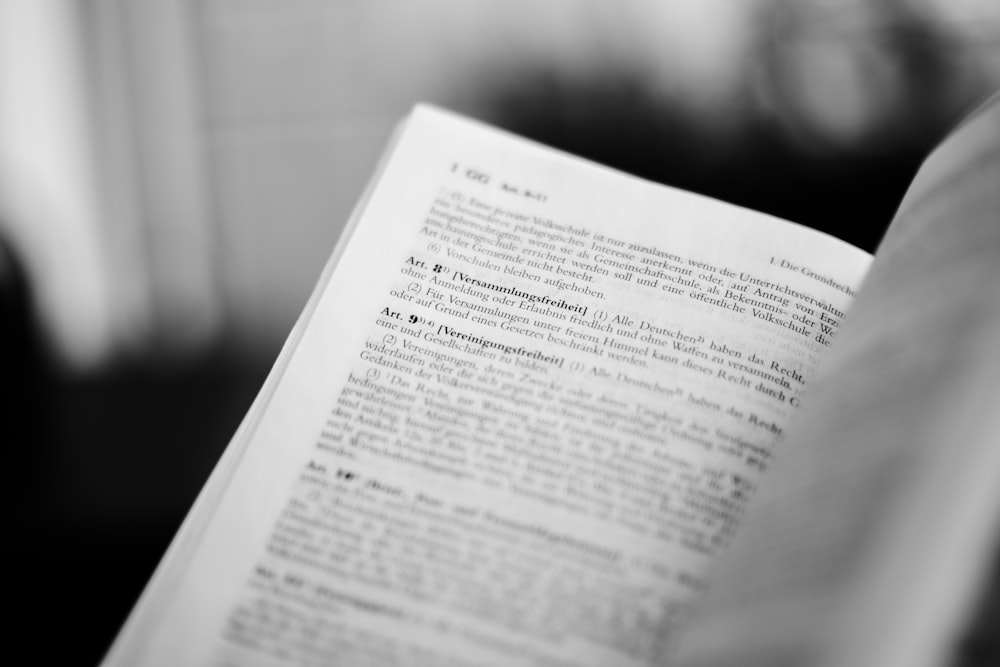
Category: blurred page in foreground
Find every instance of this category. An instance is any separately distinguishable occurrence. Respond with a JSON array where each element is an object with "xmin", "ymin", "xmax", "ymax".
[{"xmin": 673, "ymin": 95, "xmax": 1000, "ymax": 667}]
